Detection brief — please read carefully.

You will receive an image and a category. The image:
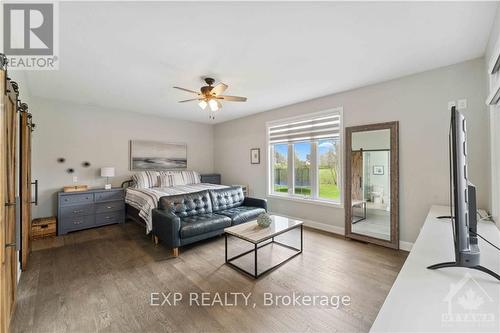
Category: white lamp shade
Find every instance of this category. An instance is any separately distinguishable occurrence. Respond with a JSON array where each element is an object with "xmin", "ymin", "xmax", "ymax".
[{"xmin": 101, "ymin": 167, "xmax": 115, "ymax": 177}]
